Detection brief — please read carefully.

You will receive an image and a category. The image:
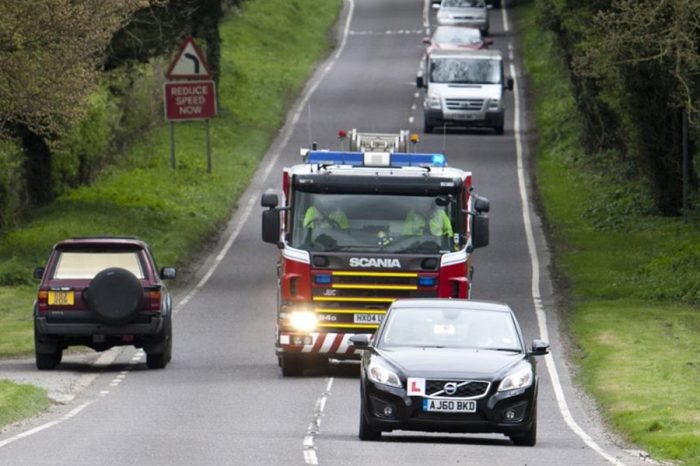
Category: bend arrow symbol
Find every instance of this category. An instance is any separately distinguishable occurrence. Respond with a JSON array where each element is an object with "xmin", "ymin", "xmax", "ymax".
[{"xmin": 184, "ymin": 52, "xmax": 200, "ymax": 74}]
